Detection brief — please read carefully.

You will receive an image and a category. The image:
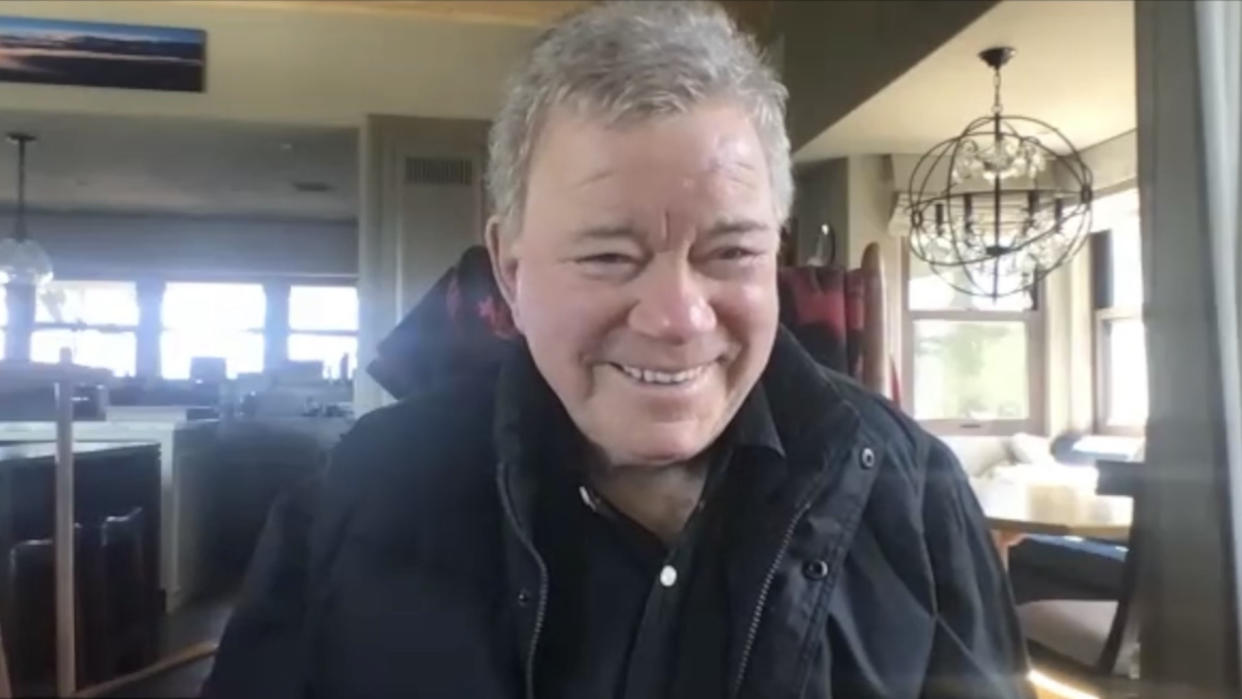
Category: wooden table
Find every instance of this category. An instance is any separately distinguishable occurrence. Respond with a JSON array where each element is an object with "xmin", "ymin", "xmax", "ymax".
[{"xmin": 971, "ymin": 474, "xmax": 1133, "ymax": 567}]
